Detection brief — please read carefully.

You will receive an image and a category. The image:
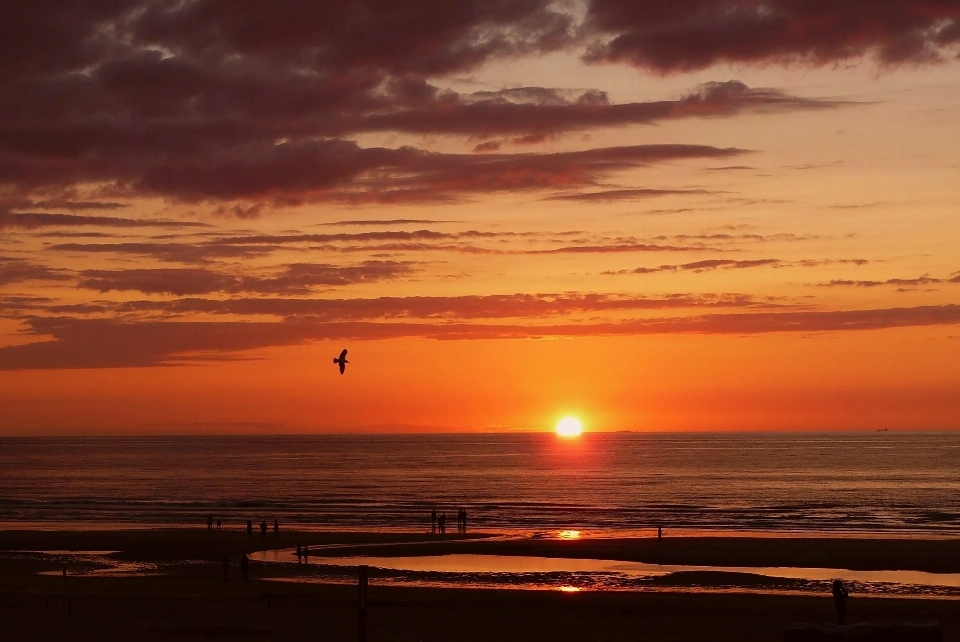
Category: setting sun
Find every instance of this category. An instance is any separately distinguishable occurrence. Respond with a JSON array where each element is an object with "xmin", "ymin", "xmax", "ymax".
[{"xmin": 556, "ymin": 417, "xmax": 583, "ymax": 438}]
